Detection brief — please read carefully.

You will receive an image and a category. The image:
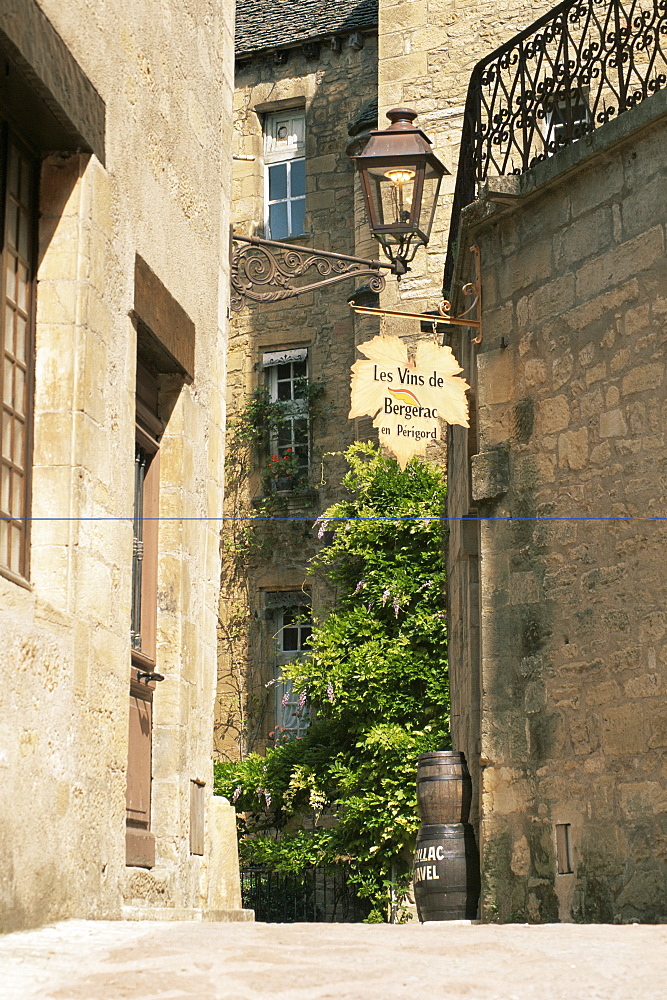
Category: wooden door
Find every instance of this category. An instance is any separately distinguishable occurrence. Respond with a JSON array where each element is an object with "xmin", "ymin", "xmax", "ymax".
[{"xmin": 126, "ymin": 672, "xmax": 155, "ymax": 867}]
